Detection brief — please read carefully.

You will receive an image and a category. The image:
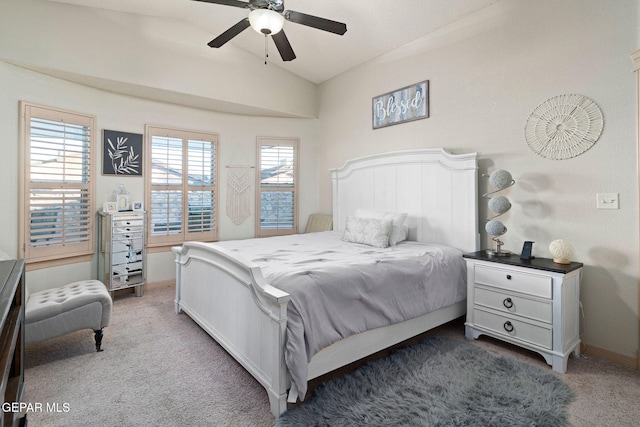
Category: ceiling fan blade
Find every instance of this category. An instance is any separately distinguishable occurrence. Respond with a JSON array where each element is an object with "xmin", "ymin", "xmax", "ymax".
[
  {"xmin": 208, "ymin": 18, "xmax": 251, "ymax": 48},
  {"xmin": 284, "ymin": 10, "xmax": 347, "ymax": 35},
  {"xmin": 191, "ymin": 0, "xmax": 250, "ymax": 9},
  {"xmin": 272, "ymin": 30, "xmax": 296, "ymax": 61}
]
